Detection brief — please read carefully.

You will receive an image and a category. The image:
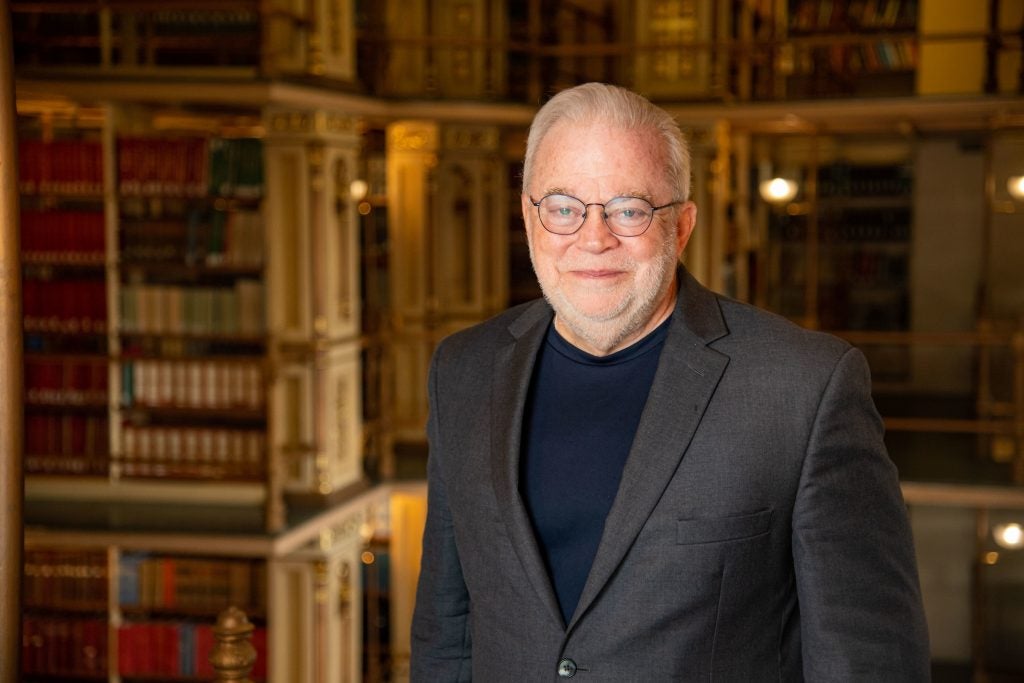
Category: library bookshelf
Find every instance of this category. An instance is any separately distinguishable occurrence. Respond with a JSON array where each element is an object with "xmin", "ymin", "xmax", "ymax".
[
  {"xmin": 17, "ymin": 93, "xmax": 365, "ymax": 524},
  {"xmin": 23, "ymin": 481, "xmax": 428, "ymax": 682},
  {"xmin": 17, "ymin": 79, "xmax": 368, "ymax": 680}
]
